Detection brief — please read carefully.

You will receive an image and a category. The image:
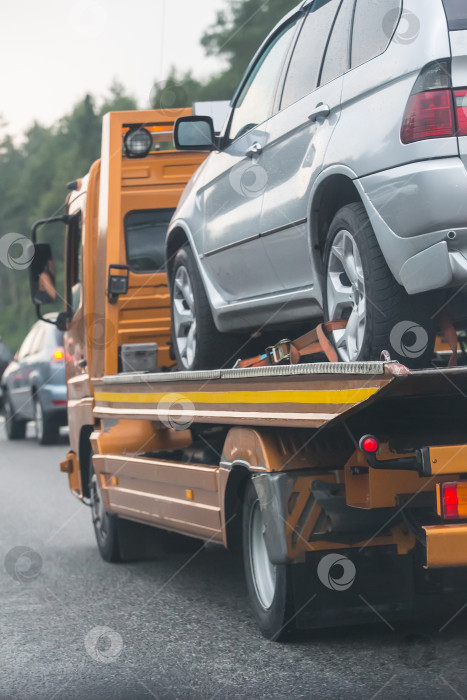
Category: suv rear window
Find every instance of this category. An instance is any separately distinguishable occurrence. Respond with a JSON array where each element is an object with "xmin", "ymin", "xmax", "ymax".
[
  {"xmin": 442, "ymin": 0, "xmax": 467, "ymax": 30},
  {"xmin": 351, "ymin": 0, "xmax": 402, "ymax": 69},
  {"xmin": 55, "ymin": 327, "xmax": 64, "ymax": 346}
]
